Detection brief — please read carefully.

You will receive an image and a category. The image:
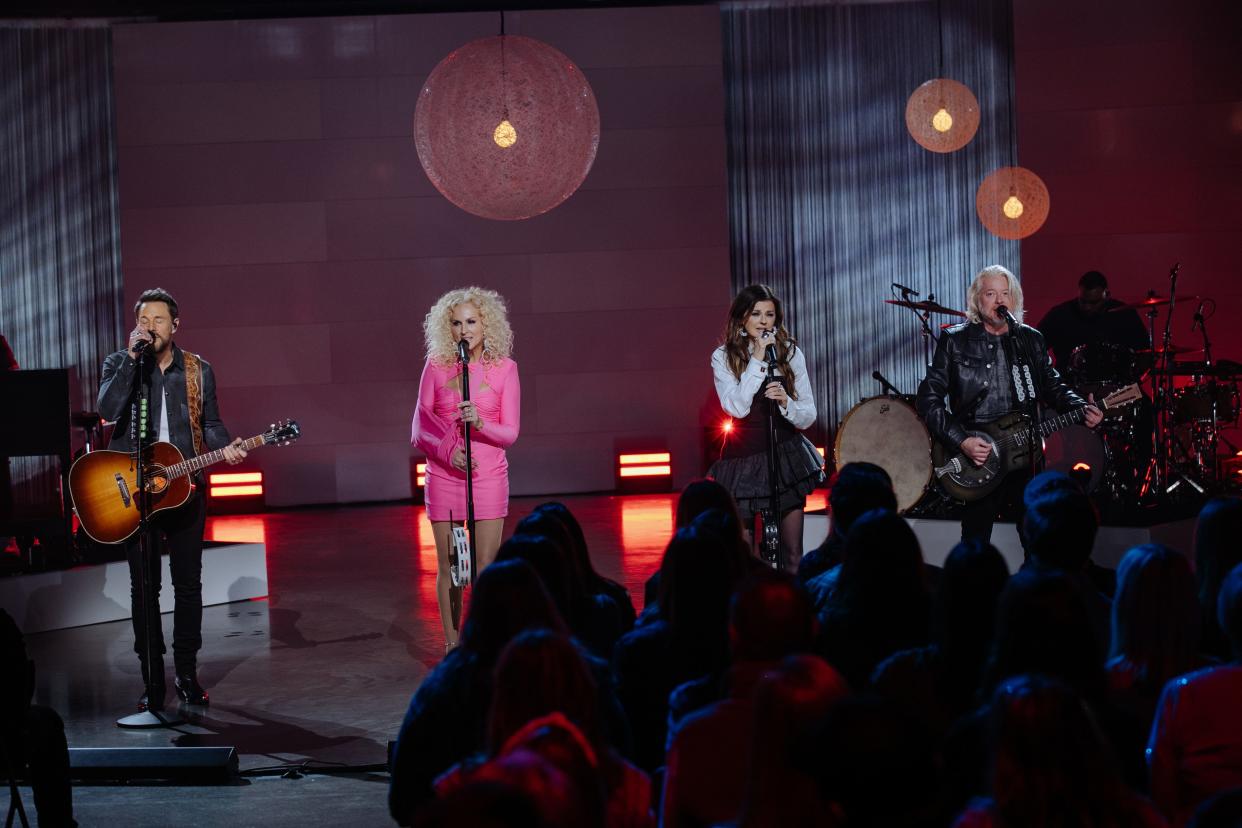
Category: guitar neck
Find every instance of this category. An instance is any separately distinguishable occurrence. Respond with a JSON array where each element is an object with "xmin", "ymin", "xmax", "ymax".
[
  {"xmin": 1002, "ymin": 407, "xmax": 1088, "ymax": 451},
  {"xmin": 165, "ymin": 434, "xmax": 268, "ymax": 480}
]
